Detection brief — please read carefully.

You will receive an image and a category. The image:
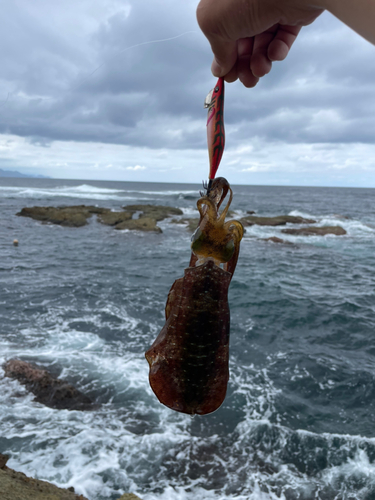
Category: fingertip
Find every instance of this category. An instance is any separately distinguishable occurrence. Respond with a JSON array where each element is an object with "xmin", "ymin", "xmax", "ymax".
[
  {"xmin": 268, "ymin": 40, "xmax": 289, "ymax": 61},
  {"xmin": 250, "ymin": 53, "xmax": 272, "ymax": 78},
  {"xmin": 238, "ymin": 66, "xmax": 259, "ymax": 88},
  {"xmin": 224, "ymin": 65, "xmax": 239, "ymax": 83},
  {"xmin": 211, "ymin": 58, "xmax": 224, "ymax": 78},
  {"xmin": 239, "ymin": 73, "xmax": 259, "ymax": 88}
]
